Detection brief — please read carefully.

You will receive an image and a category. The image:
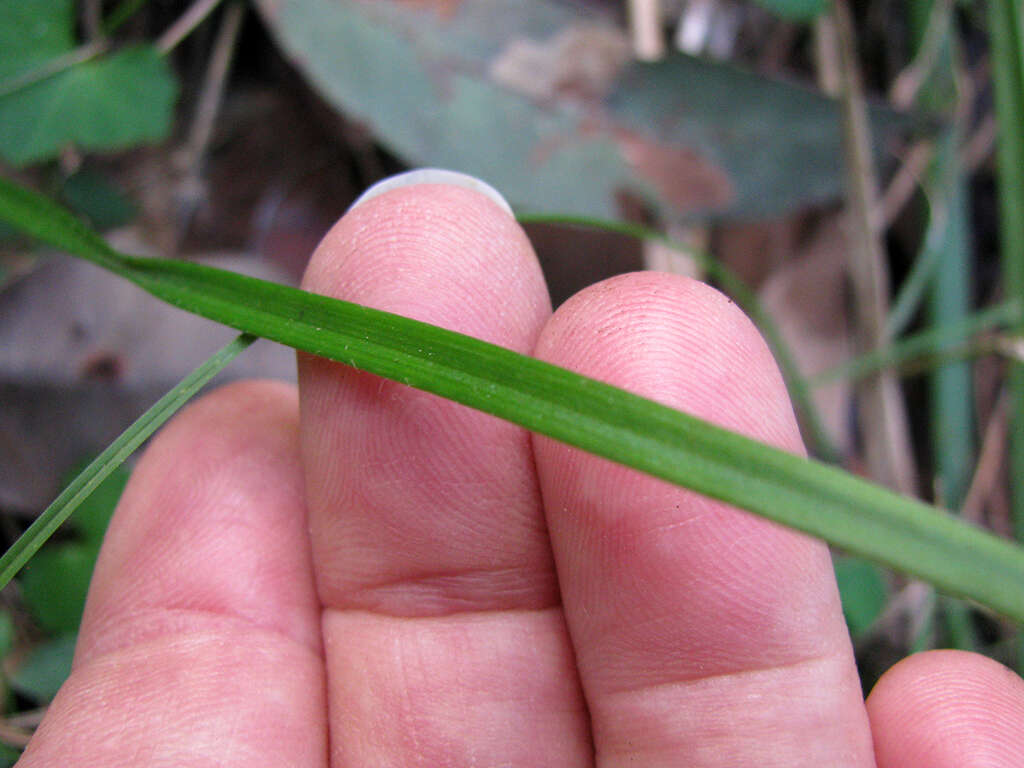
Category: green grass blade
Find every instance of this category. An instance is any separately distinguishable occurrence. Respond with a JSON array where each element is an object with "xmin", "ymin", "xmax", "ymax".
[
  {"xmin": 913, "ymin": 0, "xmax": 977, "ymax": 648},
  {"xmin": 927, "ymin": 131, "xmax": 974, "ymax": 503},
  {"xmin": 0, "ymin": 333, "xmax": 255, "ymax": 590},
  {"xmin": 989, "ymin": 0, "xmax": 1024, "ymax": 543},
  {"xmin": 3, "ymin": 177, "xmax": 1024, "ymax": 622},
  {"xmin": 516, "ymin": 212, "xmax": 841, "ymax": 463},
  {"xmin": 0, "ymin": 172, "xmax": 130, "ymax": 277},
  {"xmin": 988, "ymin": 0, "xmax": 1024, "ymax": 668},
  {"xmin": 886, "ymin": 199, "xmax": 943, "ymax": 339},
  {"xmin": 811, "ymin": 300, "xmax": 1020, "ymax": 385}
]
